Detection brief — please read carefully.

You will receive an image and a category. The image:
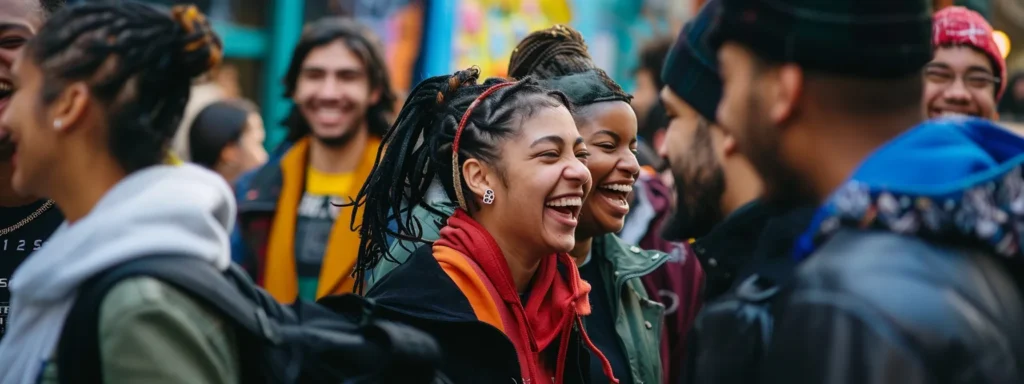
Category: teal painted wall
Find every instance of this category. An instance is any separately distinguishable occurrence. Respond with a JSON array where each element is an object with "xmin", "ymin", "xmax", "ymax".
[
  {"xmin": 260, "ymin": 0, "xmax": 305, "ymax": 151},
  {"xmin": 217, "ymin": 1, "xmax": 304, "ymax": 151}
]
